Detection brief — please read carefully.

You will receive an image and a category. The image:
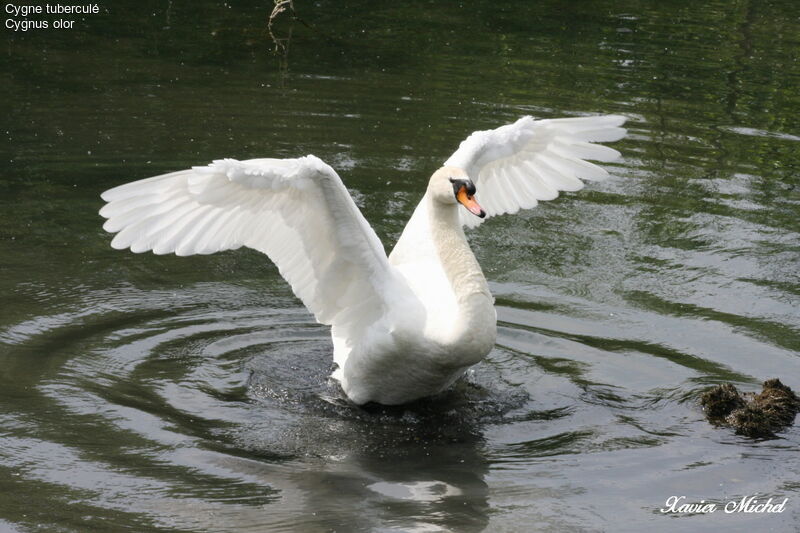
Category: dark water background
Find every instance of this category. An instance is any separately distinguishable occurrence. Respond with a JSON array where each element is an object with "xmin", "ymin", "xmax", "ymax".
[{"xmin": 2, "ymin": 1, "xmax": 799, "ymax": 531}]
